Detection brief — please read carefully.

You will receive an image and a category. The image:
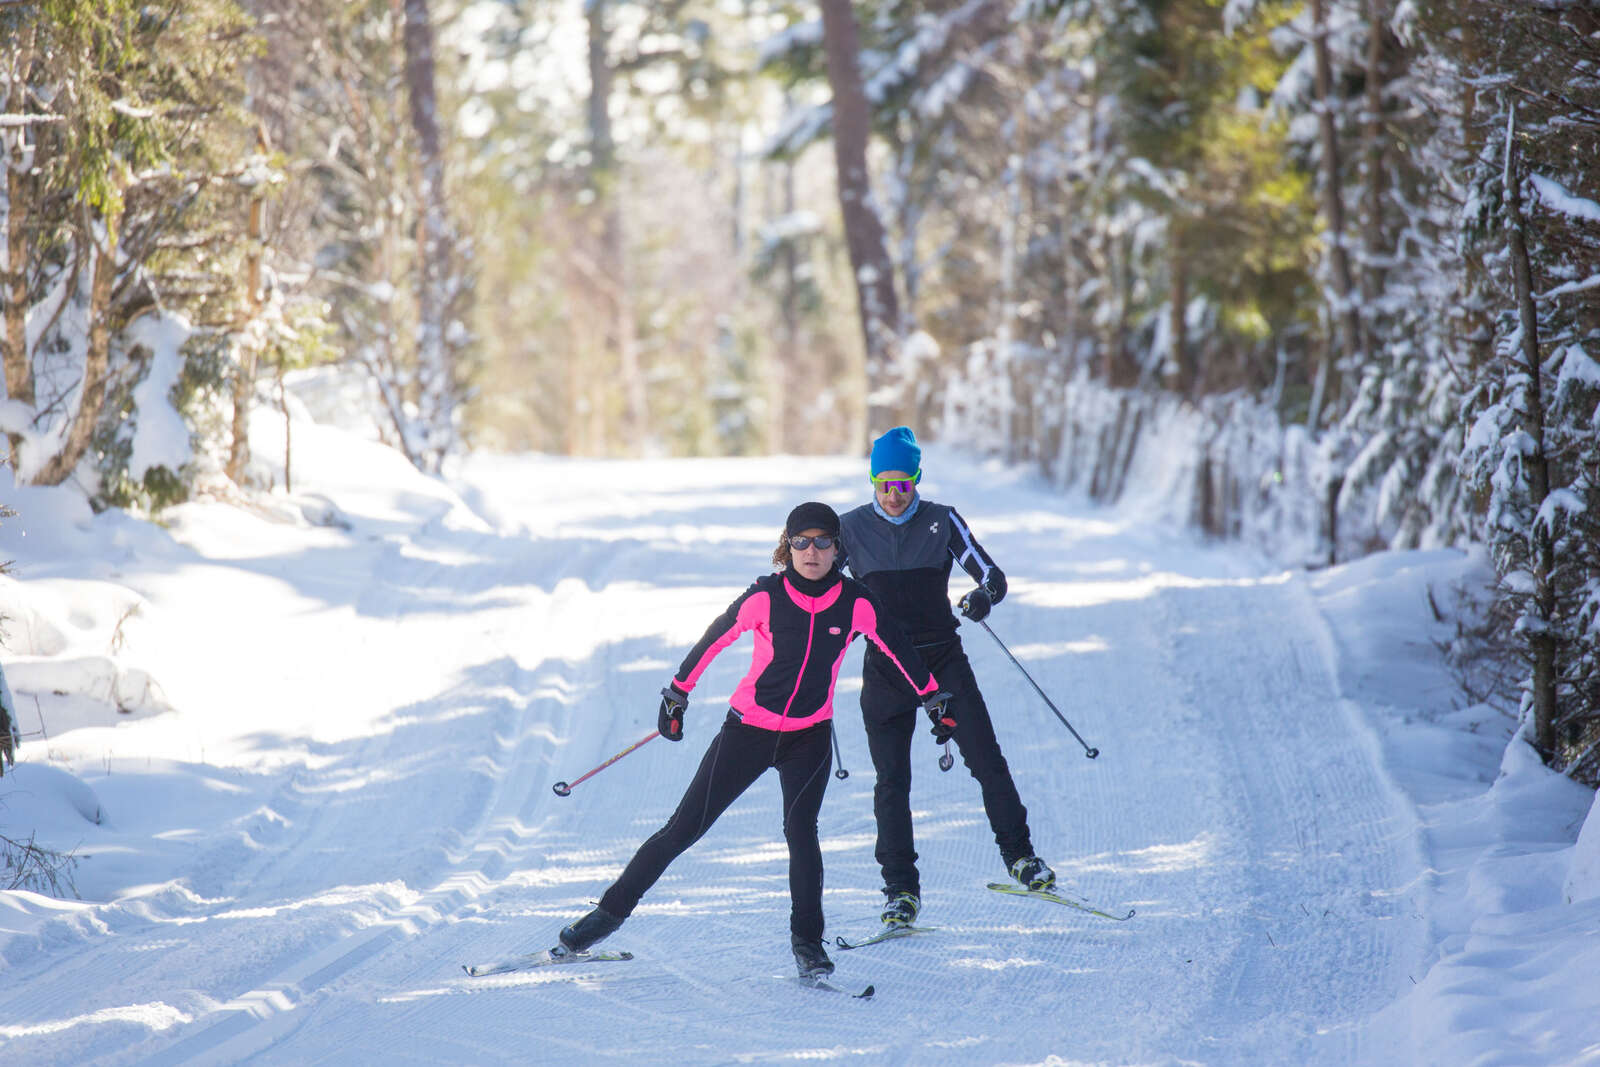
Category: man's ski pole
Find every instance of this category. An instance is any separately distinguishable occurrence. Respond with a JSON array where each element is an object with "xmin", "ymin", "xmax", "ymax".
[
  {"xmin": 552, "ymin": 730, "xmax": 659, "ymax": 796},
  {"xmin": 830, "ymin": 721, "xmax": 850, "ymax": 780},
  {"xmin": 976, "ymin": 619, "xmax": 1100, "ymax": 759}
]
